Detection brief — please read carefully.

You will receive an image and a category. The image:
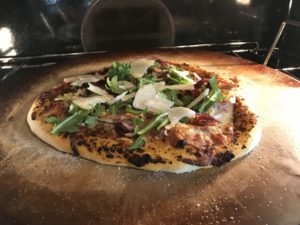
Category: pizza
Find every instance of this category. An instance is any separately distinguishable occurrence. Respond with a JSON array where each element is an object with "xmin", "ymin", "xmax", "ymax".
[{"xmin": 27, "ymin": 56, "xmax": 261, "ymax": 173}]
